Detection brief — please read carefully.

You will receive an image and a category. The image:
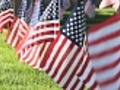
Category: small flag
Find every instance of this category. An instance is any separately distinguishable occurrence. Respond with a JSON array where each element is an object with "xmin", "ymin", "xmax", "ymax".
[
  {"xmin": 5, "ymin": 17, "xmax": 29, "ymax": 48},
  {"xmin": 84, "ymin": 0, "xmax": 96, "ymax": 18},
  {"xmin": 88, "ymin": 12, "xmax": 120, "ymax": 90},
  {"xmin": 0, "ymin": 0, "xmax": 14, "ymax": 32},
  {"xmin": 17, "ymin": 0, "xmax": 60, "ymax": 49},
  {"xmin": 30, "ymin": 0, "xmax": 45, "ymax": 27},
  {"xmin": 17, "ymin": 0, "xmax": 34, "ymax": 23},
  {"xmin": 15, "ymin": 0, "xmax": 60, "ymax": 69}
]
